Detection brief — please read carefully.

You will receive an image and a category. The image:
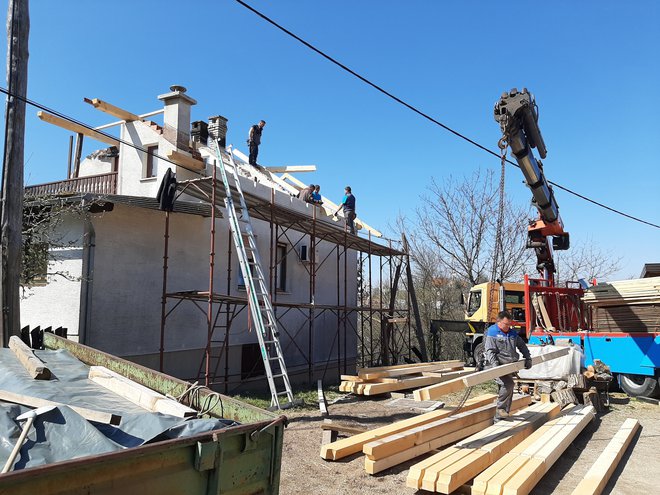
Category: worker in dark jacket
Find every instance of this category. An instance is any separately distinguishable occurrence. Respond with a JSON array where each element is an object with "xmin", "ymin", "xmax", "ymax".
[
  {"xmin": 484, "ymin": 311, "xmax": 532, "ymax": 419},
  {"xmin": 333, "ymin": 186, "xmax": 356, "ymax": 234},
  {"xmin": 247, "ymin": 120, "xmax": 266, "ymax": 166}
]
